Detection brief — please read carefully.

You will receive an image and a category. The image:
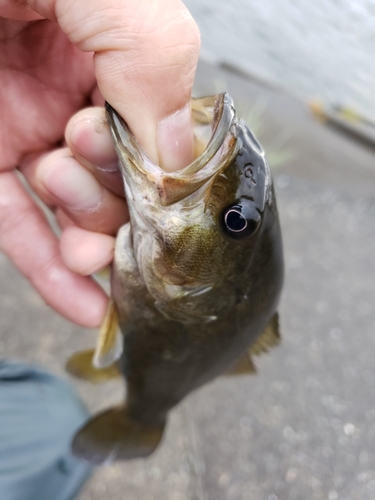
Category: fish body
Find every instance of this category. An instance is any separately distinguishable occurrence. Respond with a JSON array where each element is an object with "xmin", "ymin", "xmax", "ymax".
[{"xmin": 69, "ymin": 94, "xmax": 284, "ymax": 464}]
